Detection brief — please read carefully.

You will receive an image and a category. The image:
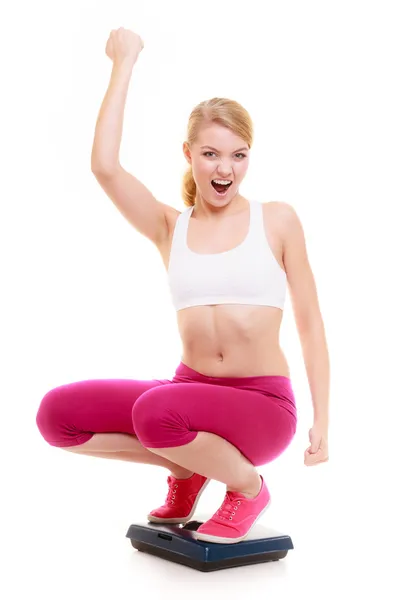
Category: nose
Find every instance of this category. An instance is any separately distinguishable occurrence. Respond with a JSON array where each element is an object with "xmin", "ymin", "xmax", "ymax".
[{"xmin": 216, "ymin": 160, "xmax": 233, "ymax": 177}]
